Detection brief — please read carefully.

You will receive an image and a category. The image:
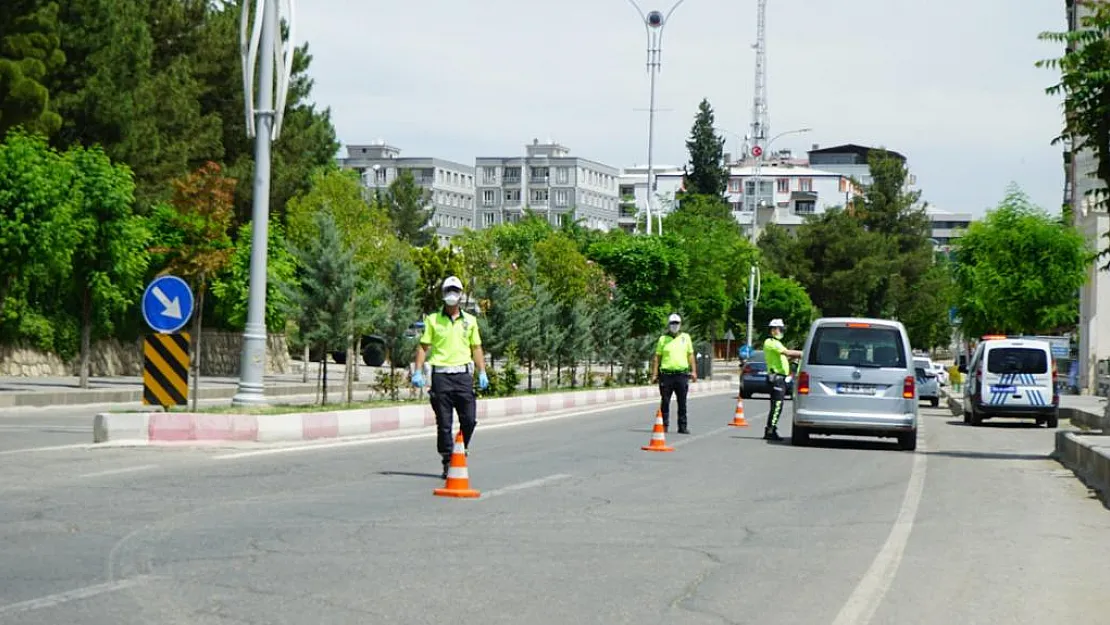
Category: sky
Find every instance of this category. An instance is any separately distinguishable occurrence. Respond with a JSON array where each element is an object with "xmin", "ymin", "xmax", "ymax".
[{"xmin": 296, "ymin": 0, "xmax": 1069, "ymax": 219}]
